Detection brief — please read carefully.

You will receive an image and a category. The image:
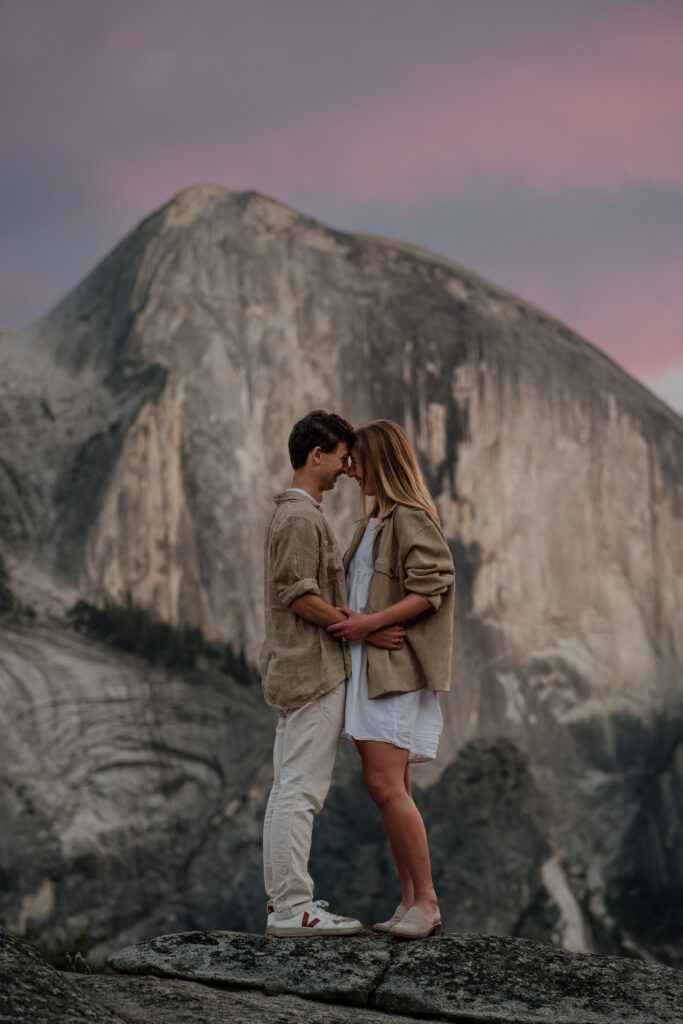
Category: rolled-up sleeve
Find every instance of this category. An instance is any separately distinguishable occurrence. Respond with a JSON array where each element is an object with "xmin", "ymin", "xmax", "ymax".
[
  {"xmin": 272, "ymin": 517, "xmax": 321, "ymax": 606},
  {"xmin": 403, "ymin": 525, "xmax": 454, "ymax": 611}
]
